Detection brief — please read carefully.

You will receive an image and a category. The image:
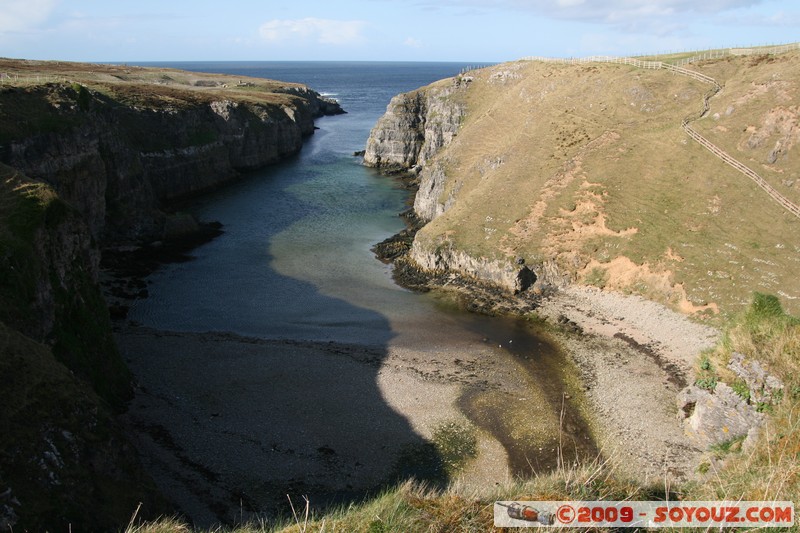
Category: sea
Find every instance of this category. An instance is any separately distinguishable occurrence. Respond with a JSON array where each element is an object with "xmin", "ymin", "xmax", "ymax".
[
  {"xmin": 124, "ymin": 61, "xmax": 596, "ymax": 488},
  {"xmin": 127, "ymin": 61, "xmax": 486, "ymax": 346}
]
